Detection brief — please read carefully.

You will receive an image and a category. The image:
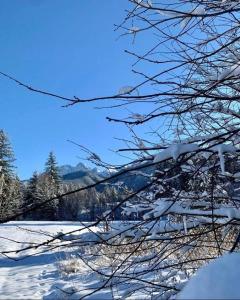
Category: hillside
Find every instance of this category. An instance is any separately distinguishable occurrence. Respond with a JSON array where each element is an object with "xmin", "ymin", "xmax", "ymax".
[{"xmin": 58, "ymin": 162, "xmax": 152, "ymax": 191}]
